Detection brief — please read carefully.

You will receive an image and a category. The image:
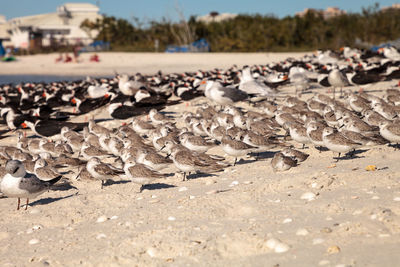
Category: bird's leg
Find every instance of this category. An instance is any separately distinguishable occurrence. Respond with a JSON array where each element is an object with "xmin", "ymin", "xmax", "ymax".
[
  {"xmin": 302, "ymin": 143, "xmax": 305, "ymax": 149},
  {"xmin": 233, "ymin": 157, "xmax": 237, "ymax": 166},
  {"xmin": 139, "ymin": 185, "xmax": 144, "ymax": 193},
  {"xmin": 101, "ymin": 180, "xmax": 104, "ymax": 189},
  {"xmin": 17, "ymin": 198, "xmax": 20, "ymax": 210},
  {"xmin": 182, "ymin": 172, "xmax": 186, "ymax": 181},
  {"xmin": 340, "ymin": 87, "xmax": 343, "ymax": 98},
  {"xmin": 25, "ymin": 199, "xmax": 29, "ymax": 210},
  {"xmin": 332, "ymin": 87, "xmax": 336, "ymax": 99},
  {"xmin": 336, "ymin": 152, "xmax": 341, "ymax": 162}
]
